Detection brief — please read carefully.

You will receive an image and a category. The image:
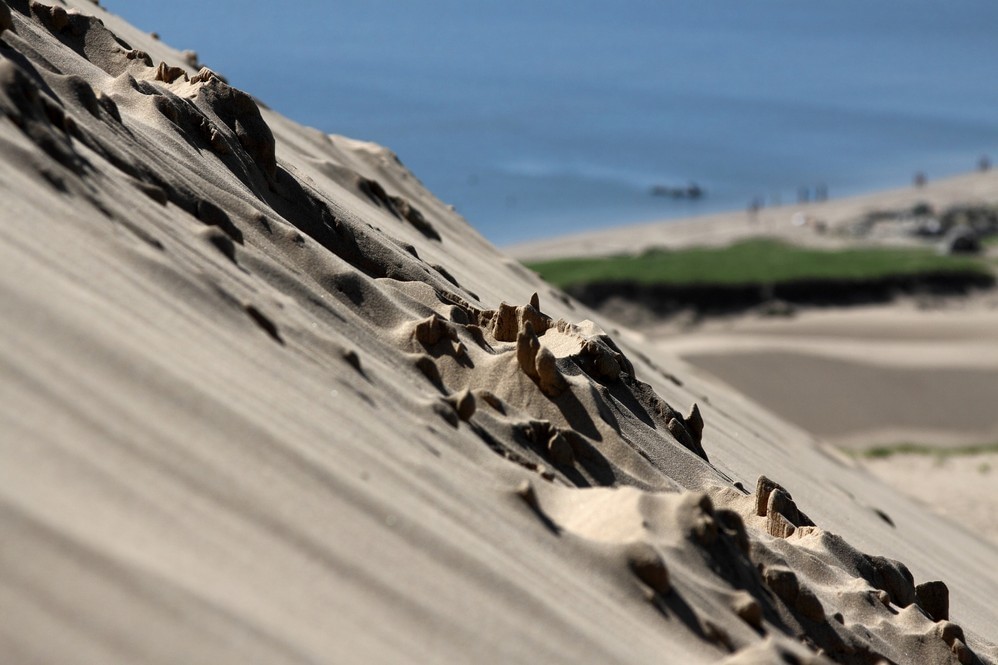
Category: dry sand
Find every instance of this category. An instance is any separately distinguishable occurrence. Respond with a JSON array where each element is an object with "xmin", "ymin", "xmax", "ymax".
[{"xmin": 2, "ymin": 2, "xmax": 998, "ymax": 664}]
